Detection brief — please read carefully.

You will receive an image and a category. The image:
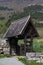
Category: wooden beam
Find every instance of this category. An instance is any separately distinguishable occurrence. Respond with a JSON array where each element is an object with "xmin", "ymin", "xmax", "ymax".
[
  {"xmin": 30, "ymin": 36, "xmax": 33, "ymax": 51},
  {"xmin": 24, "ymin": 36, "xmax": 27, "ymax": 56}
]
